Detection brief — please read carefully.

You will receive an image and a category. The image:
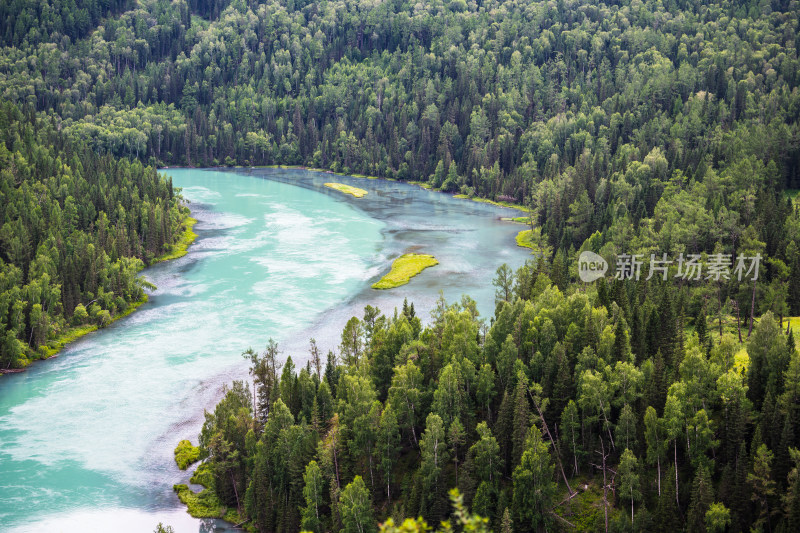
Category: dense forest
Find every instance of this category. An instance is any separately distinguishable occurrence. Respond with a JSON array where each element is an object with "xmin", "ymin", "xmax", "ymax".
[
  {"xmin": 1, "ymin": 0, "xmax": 799, "ymax": 303},
  {"xmin": 187, "ymin": 270, "xmax": 800, "ymax": 533},
  {"xmin": 0, "ymin": 102, "xmax": 189, "ymax": 369}
]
